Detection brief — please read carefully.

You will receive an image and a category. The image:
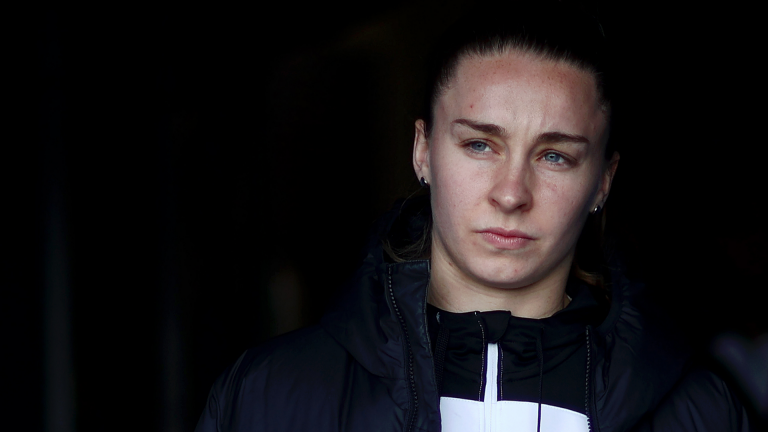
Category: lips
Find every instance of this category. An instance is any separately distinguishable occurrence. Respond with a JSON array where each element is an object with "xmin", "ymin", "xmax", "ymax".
[{"xmin": 477, "ymin": 228, "xmax": 535, "ymax": 250}]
